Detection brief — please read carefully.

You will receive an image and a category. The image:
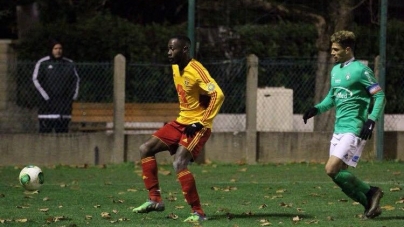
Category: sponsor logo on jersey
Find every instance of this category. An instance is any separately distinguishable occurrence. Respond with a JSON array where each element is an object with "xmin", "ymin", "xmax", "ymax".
[
  {"xmin": 48, "ymin": 65, "xmax": 53, "ymax": 69},
  {"xmin": 352, "ymin": 155, "xmax": 359, "ymax": 163},
  {"xmin": 334, "ymin": 87, "xmax": 353, "ymax": 99},
  {"xmin": 368, "ymin": 83, "xmax": 382, "ymax": 94}
]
